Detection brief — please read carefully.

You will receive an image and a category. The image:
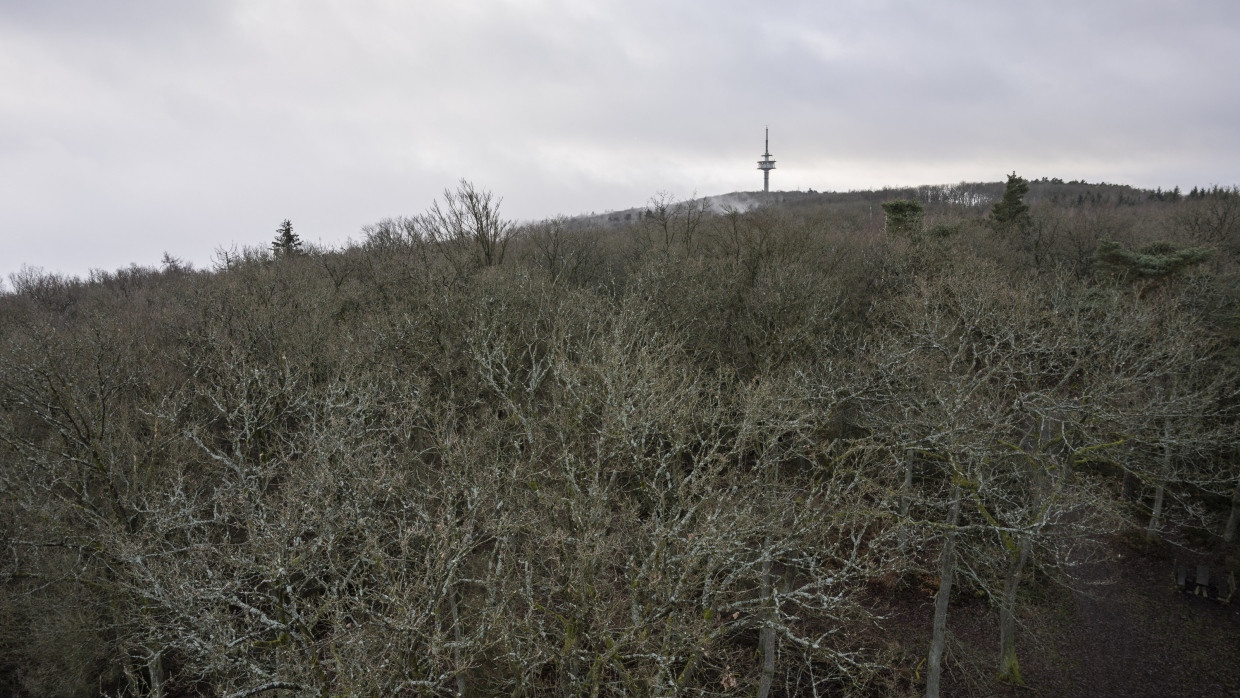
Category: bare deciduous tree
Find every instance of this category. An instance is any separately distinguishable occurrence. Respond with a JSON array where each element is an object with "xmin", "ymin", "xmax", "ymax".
[{"xmin": 419, "ymin": 179, "xmax": 513, "ymax": 270}]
